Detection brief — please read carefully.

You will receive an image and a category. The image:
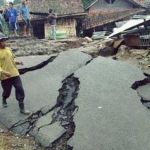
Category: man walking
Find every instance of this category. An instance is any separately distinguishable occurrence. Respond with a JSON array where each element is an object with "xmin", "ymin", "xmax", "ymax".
[
  {"xmin": 47, "ymin": 9, "xmax": 57, "ymax": 40},
  {"xmin": 0, "ymin": 32, "xmax": 30, "ymax": 115}
]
